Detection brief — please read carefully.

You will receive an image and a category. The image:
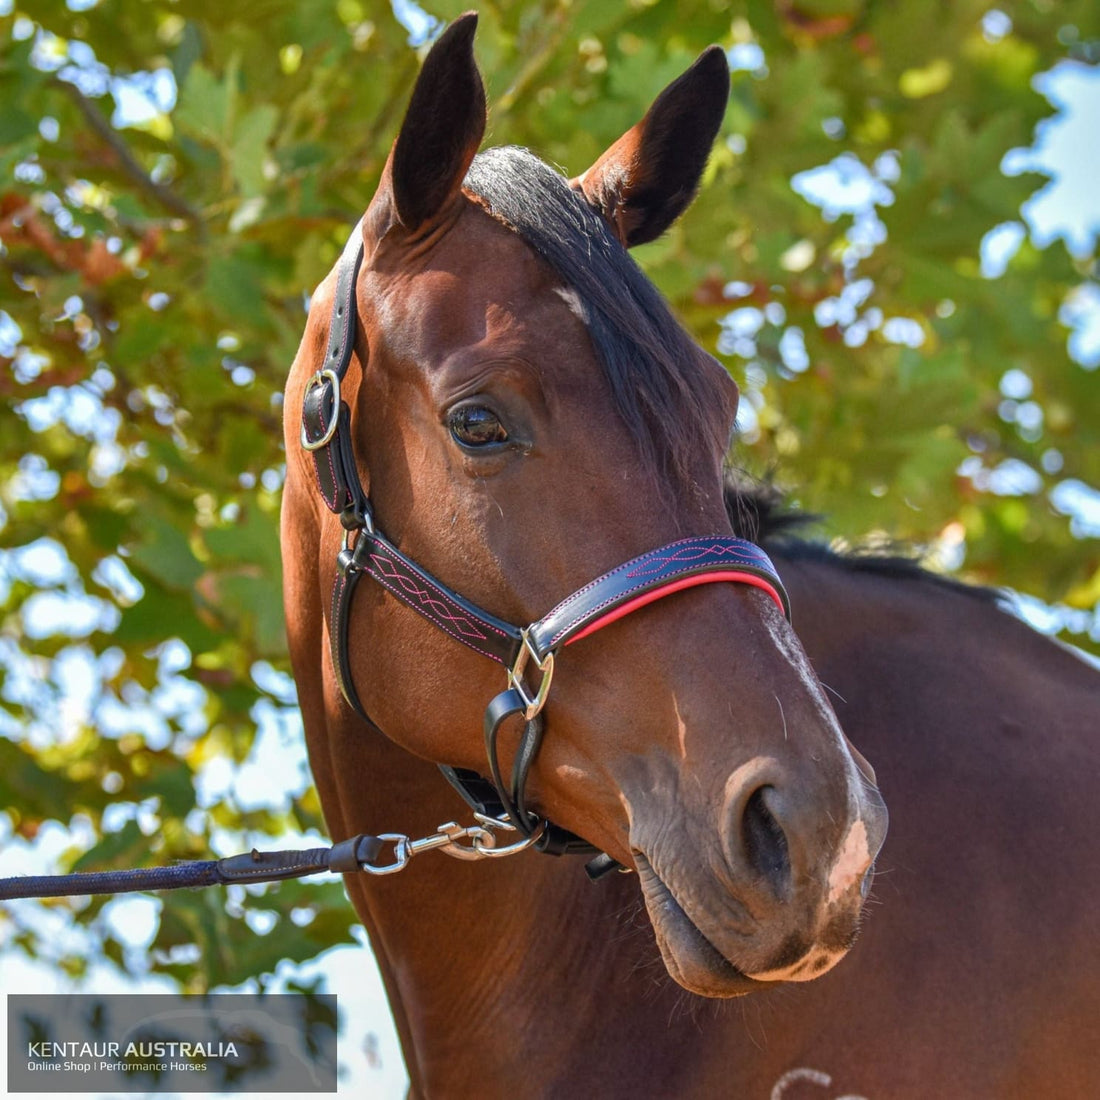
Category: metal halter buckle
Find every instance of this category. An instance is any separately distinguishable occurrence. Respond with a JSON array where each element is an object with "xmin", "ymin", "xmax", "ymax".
[
  {"xmin": 300, "ymin": 368, "xmax": 341, "ymax": 451},
  {"xmin": 507, "ymin": 628, "xmax": 555, "ymax": 721},
  {"xmin": 339, "ymin": 512, "xmax": 376, "ymax": 569}
]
